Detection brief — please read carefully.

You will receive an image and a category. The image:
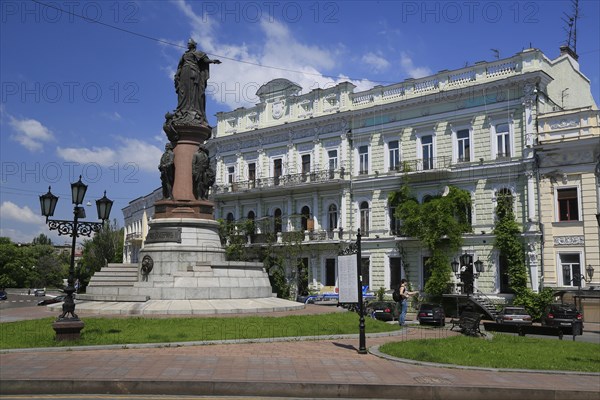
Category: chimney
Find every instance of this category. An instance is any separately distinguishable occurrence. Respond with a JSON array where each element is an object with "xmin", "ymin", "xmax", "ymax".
[{"xmin": 559, "ymin": 45, "xmax": 579, "ymax": 61}]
